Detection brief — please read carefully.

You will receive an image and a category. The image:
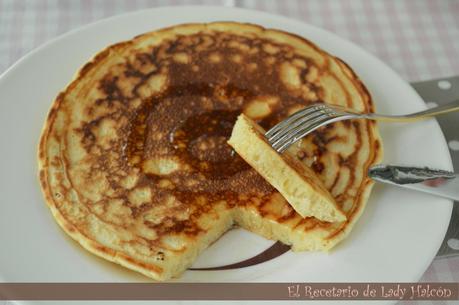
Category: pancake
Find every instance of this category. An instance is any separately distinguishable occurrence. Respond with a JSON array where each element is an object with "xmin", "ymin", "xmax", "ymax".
[
  {"xmin": 228, "ymin": 114, "xmax": 346, "ymax": 222},
  {"xmin": 38, "ymin": 22, "xmax": 383, "ymax": 281}
]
